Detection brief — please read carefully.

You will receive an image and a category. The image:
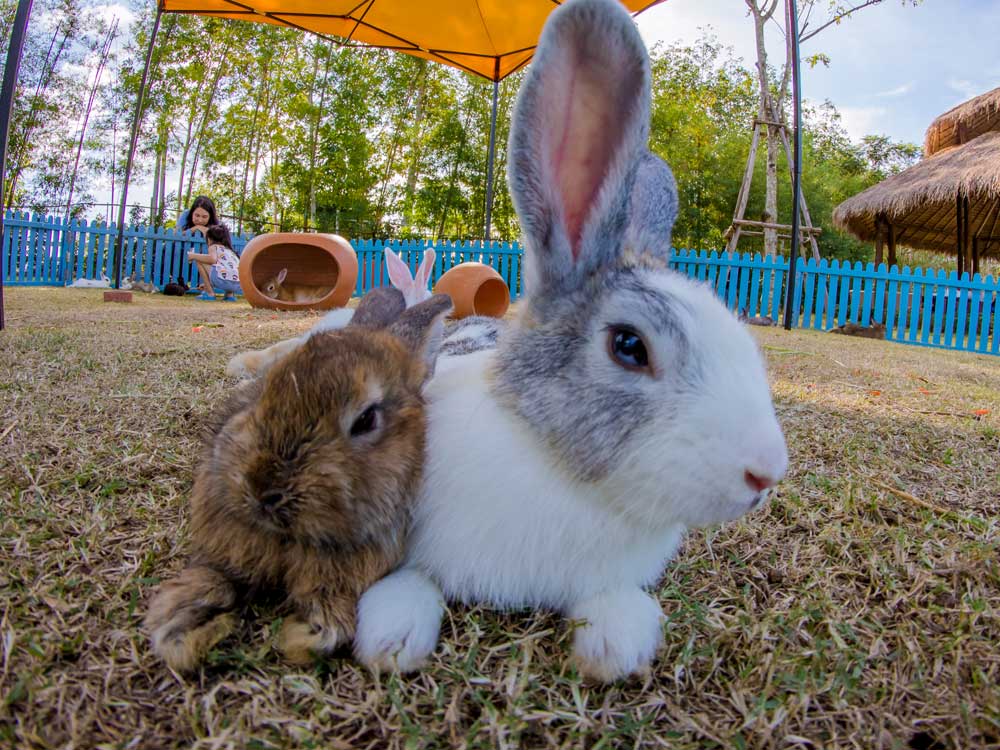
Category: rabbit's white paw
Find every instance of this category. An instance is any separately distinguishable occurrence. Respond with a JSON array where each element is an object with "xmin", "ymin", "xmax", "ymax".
[
  {"xmin": 568, "ymin": 589, "xmax": 664, "ymax": 683},
  {"xmin": 354, "ymin": 568, "xmax": 444, "ymax": 673}
]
